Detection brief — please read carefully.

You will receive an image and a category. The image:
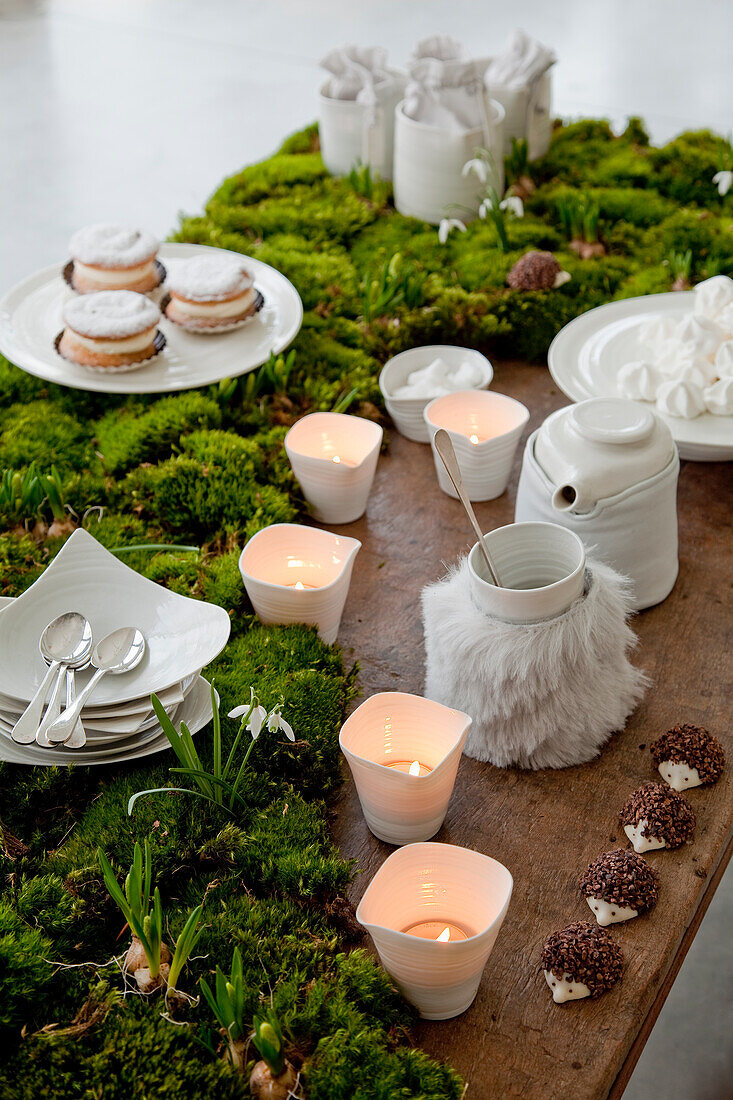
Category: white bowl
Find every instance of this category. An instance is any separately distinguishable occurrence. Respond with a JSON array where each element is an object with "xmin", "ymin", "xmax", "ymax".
[
  {"xmin": 0, "ymin": 529, "xmax": 231, "ymax": 706},
  {"xmin": 357, "ymin": 842, "xmax": 513, "ymax": 1019},
  {"xmin": 339, "ymin": 692, "xmax": 471, "ymax": 845},
  {"xmin": 424, "ymin": 389, "xmax": 530, "ymax": 501},
  {"xmin": 468, "ymin": 521, "xmax": 586, "ymax": 624},
  {"xmin": 379, "ymin": 346, "xmax": 493, "ymax": 443},
  {"xmin": 239, "ymin": 523, "xmax": 361, "ymax": 644},
  {"xmin": 284, "ymin": 412, "xmax": 383, "ymax": 524}
]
